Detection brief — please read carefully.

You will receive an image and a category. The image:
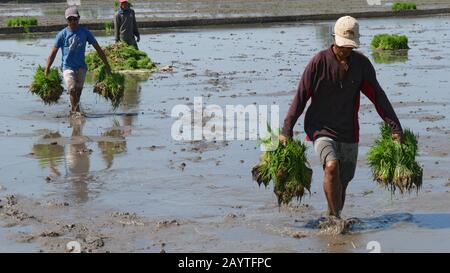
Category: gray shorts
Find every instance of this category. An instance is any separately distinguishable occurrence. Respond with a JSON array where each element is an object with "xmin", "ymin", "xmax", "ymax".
[{"xmin": 313, "ymin": 137, "xmax": 358, "ymax": 186}]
